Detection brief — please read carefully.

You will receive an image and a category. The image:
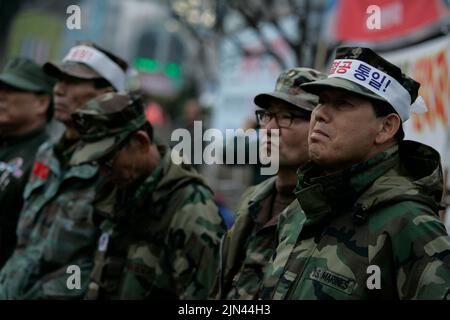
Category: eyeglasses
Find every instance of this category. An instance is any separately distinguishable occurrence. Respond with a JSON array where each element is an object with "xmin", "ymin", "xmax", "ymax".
[{"xmin": 255, "ymin": 110, "xmax": 308, "ymax": 128}]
